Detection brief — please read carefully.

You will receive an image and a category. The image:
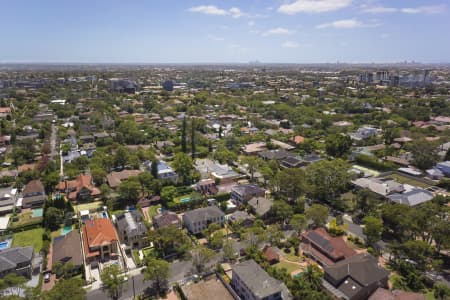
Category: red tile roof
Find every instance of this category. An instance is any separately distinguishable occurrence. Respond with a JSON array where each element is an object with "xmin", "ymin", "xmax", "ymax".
[
  {"xmin": 82, "ymin": 218, "xmax": 119, "ymax": 258},
  {"xmin": 56, "ymin": 174, "xmax": 100, "ymax": 200}
]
